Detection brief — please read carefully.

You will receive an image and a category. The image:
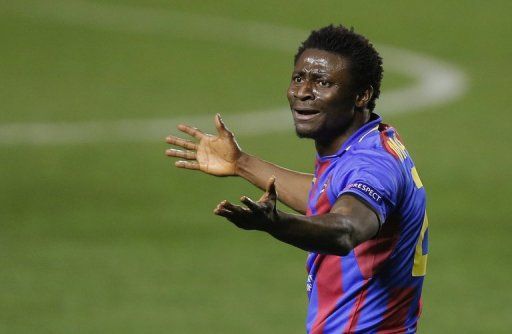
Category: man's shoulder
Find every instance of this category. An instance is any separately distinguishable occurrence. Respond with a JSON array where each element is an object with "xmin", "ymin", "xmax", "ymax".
[
  {"xmin": 346, "ymin": 124, "xmax": 404, "ymax": 164},
  {"xmin": 327, "ymin": 124, "xmax": 408, "ymax": 190}
]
